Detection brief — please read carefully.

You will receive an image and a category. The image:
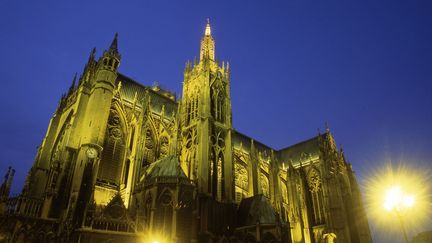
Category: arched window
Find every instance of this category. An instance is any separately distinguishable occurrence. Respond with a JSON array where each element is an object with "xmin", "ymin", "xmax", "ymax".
[
  {"xmin": 210, "ymin": 85, "xmax": 225, "ymax": 123},
  {"xmin": 98, "ymin": 108, "xmax": 126, "ymax": 185},
  {"xmin": 144, "ymin": 196, "xmax": 152, "ymax": 229},
  {"xmin": 260, "ymin": 171, "xmax": 270, "ymax": 199},
  {"xmin": 217, "ymin": 92, "xmax": 224, "ymax": 122},
  {"xmin": 159, "ymin": 136, "xmax": 169, "ymax": 158},
  {"xmin": 51, "ymin": 111, "xmax": 73, "ymax": 163},
  {"xmin": 155, "ymin": 190, "xmax": 173, "ymax": 236},
  {"xmin": 279, "ymin": 177, "xmax": 289, "ymax": 222},
  {"xmin": 234, "ymin": 158, "xmax": 249, "ymax": 203},
  {"xmin": 142, "ymin": 128, "xmax": 156, "ymax": 167},
  {"xmin": 122, "ymin": 159, "xmax": 130, "ymax": 185},
  {"xmin": 308, "ymin": 169, "xmax": 325, "ymax": 225}
]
